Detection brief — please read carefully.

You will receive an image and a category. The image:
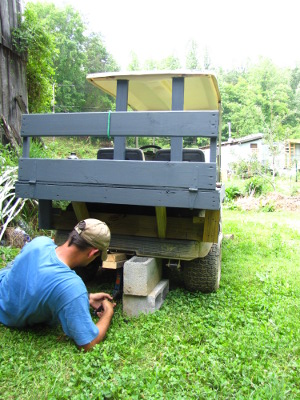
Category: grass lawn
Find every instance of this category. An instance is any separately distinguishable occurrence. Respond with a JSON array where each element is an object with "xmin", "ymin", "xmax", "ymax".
[{"xmin": 0, "ymin": 209, "xmax": 299, "ymax": 399}]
